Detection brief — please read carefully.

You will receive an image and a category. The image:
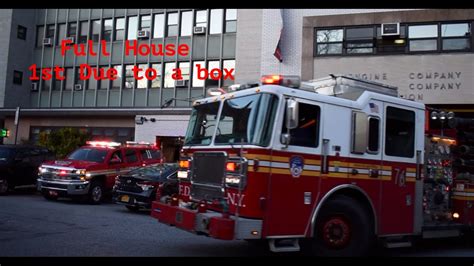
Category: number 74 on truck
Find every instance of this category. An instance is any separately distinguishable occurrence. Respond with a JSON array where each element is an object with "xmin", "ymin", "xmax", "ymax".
[{"xmin": 151, "ymin": 74, "xmax": 472, "ymax": 256}]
